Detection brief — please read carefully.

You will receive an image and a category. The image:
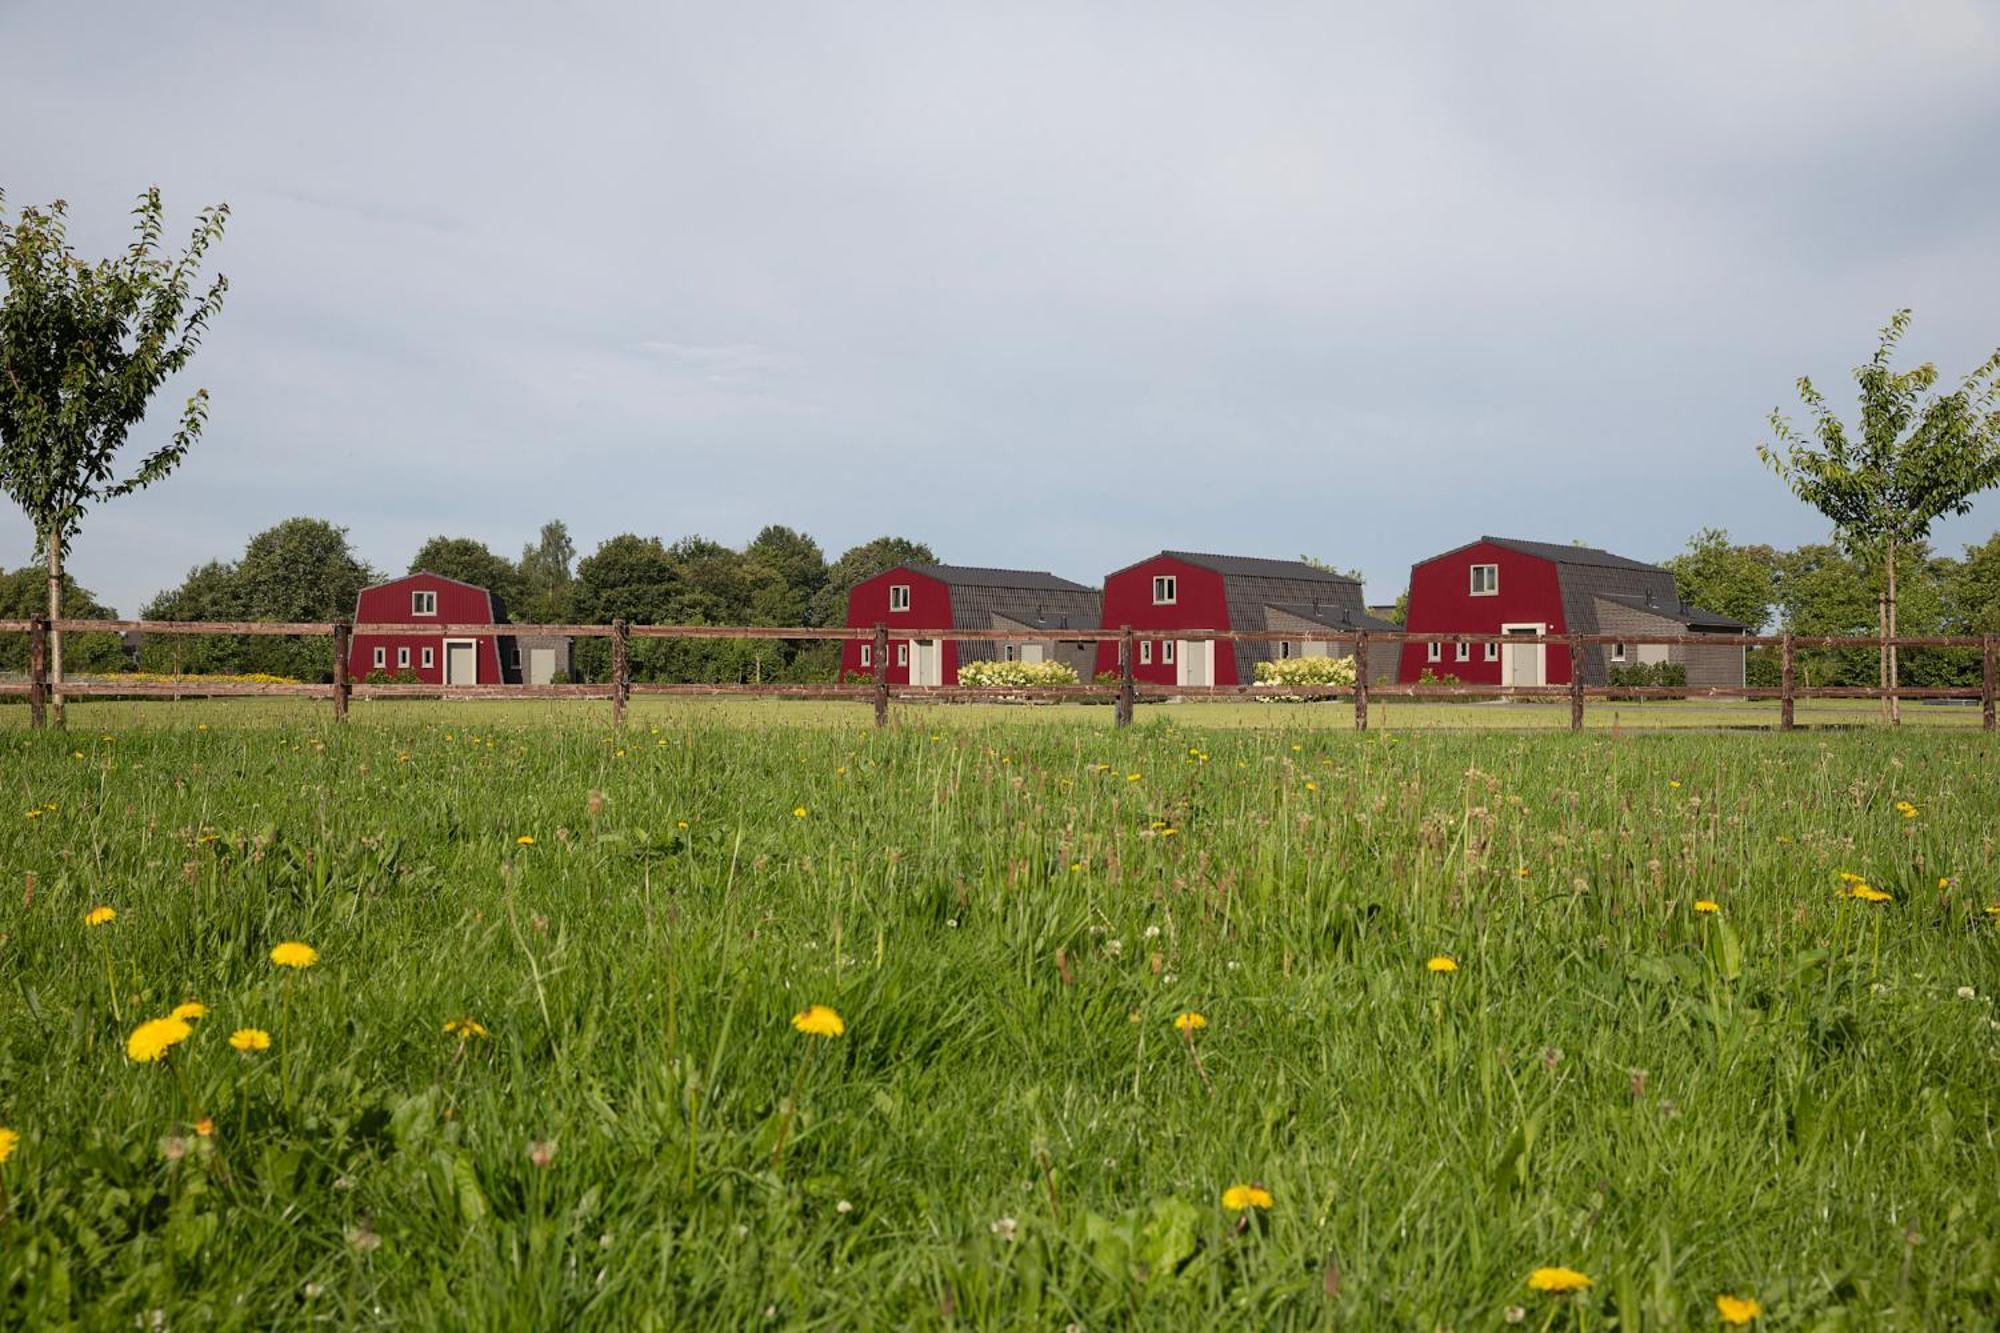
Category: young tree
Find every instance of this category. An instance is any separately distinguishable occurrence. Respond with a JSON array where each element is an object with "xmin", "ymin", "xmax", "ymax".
[
  {"xmin": 1662, "ymin": 529, "xmax": 1780, "ymax": 631},
  {"xmin": 0, "ymin": 189, "xmax": 229, "ymax": 723},
  {"xmin": 1761, "ymin": 310, "xmax": 2000, "ymax": 721},
  {"xmin": 516, "ymin": 520, "xmax": 577, "ymax": 624}
]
